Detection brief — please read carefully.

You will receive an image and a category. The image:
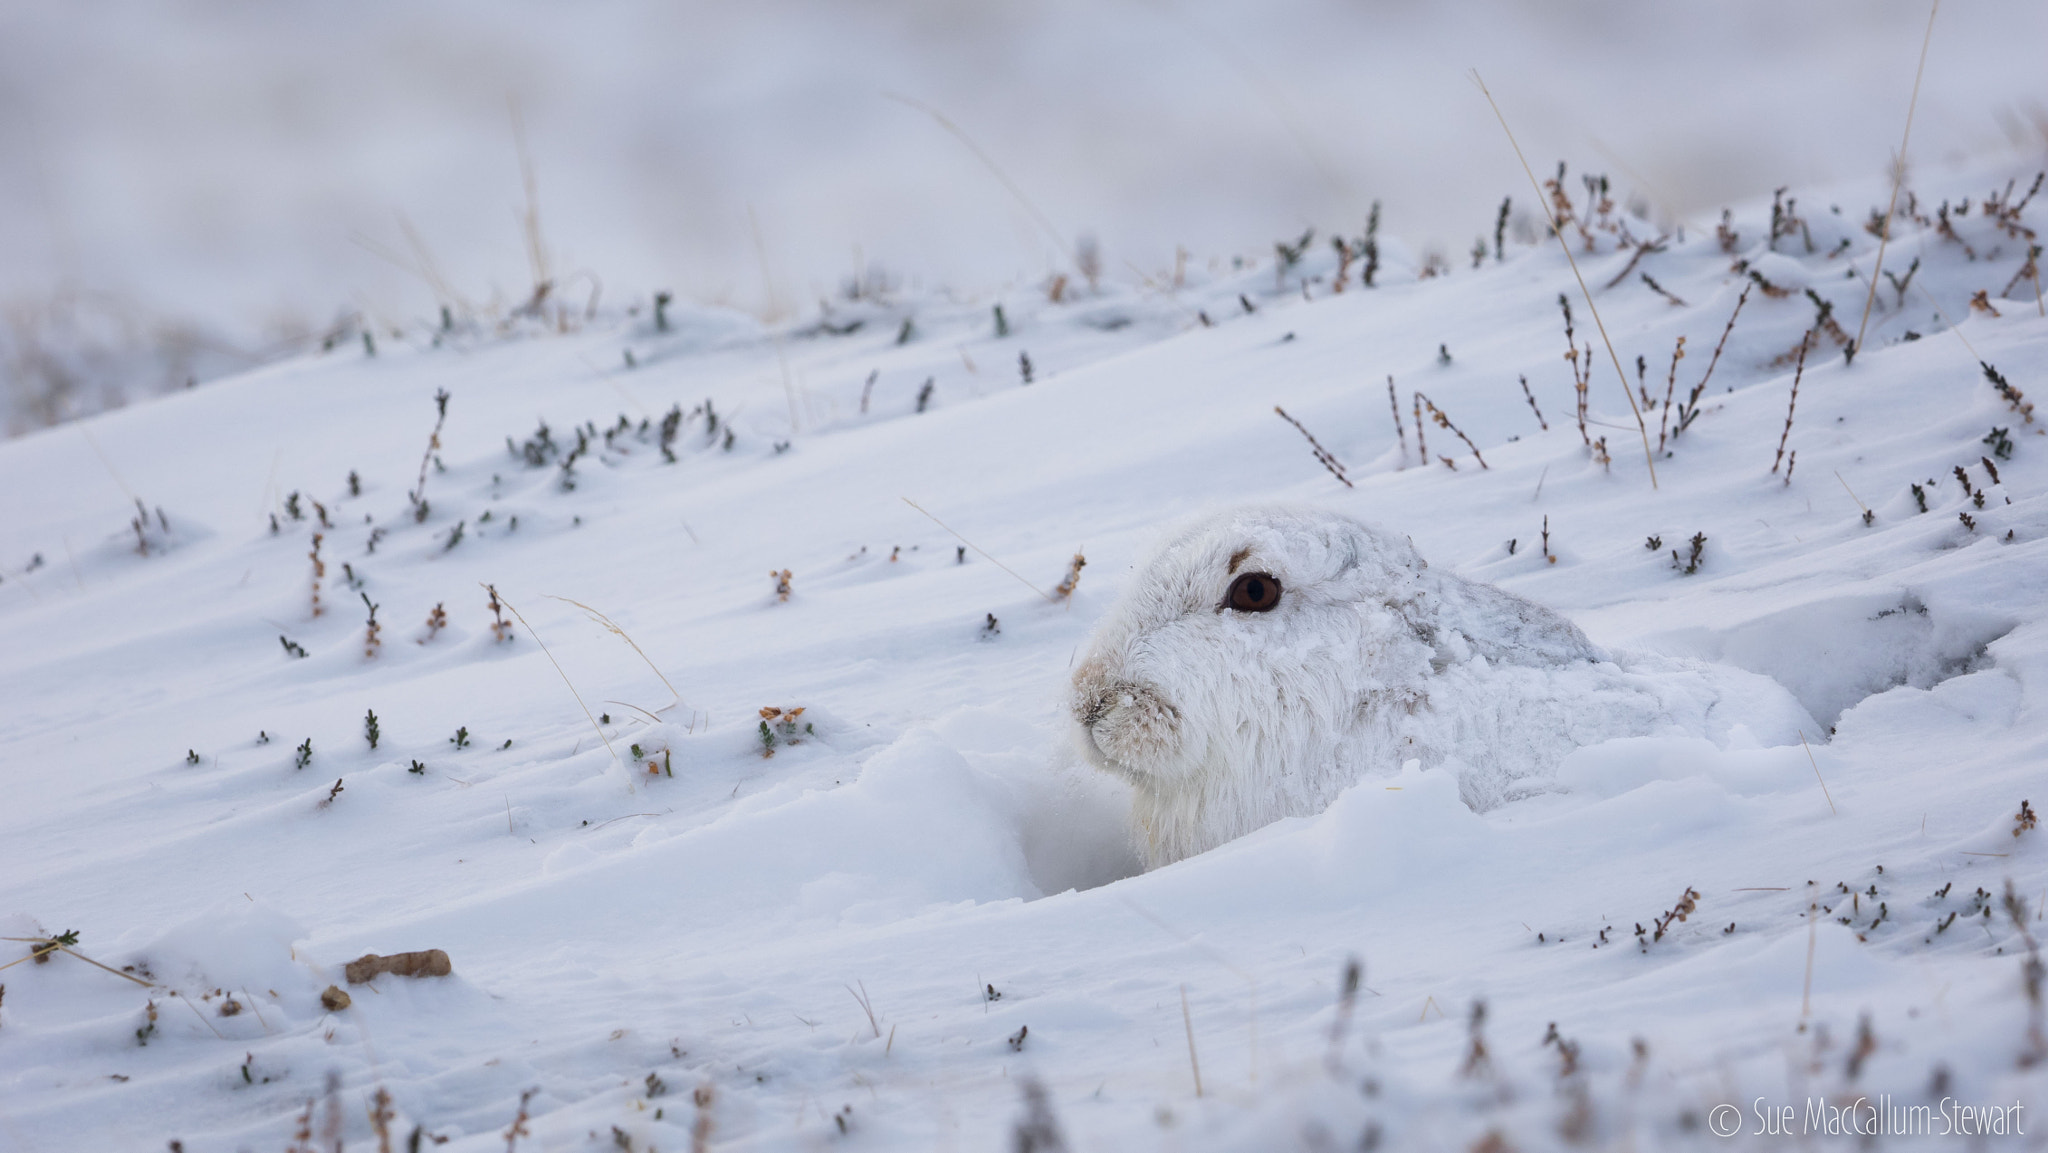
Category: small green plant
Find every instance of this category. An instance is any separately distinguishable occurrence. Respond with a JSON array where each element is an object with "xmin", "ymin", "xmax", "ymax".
[
  {"xmin": 993, "ymin": 304, "xmax": 1008, "ymax": 337},
  {"xmin": 916, "ymin": 378, "xmax": 936, "ymax": 412},
  {"xmin": 364, "ymin": 710, "xmax": 380, "ymax": 750},
  {"xmin": 659, "ymin": 405, "xmax": 682, "ymax": 462},
  {"xmin": 443, "ymin": 521, "xmax": 465, "ymax": 551},
  {"xmin": 408, "ymin": 760, "xmax": 426, "ymax": 775},
  {"xmin": 1911, "ymin": 483, "xmax": 1929, "ymax": 513},
  {"xmin": 1985, "ymin": 426, "xmax": 2015, "ymax": 460},
  {"xmin": 756, "ymin": 707, "xmax": 811, "ymax": 758},
  {"xmin": 451, "ymin": 726, "xmax": 470, "ymax": 749},
  {"xmin": 654, "ymin": 290, "xmax": 672, "ymax": 332},
  {"xmin": 136, "ymin": 1000, "xmax": 158, "ymax": 1046},
  {"xmin": 1273, "ymin": 227, "xmax": 1314, "ymax": 286},
  {"xmin": 184, "ymin": 749, "xmax": 200, "ymax": 765},
  {"xmin": 1645, "ymin": 535, "xmax": 1662, "ymax": 551},
  {"xmin": 295, "ymin": 738, "xmax": 313, "ymax": 769},
  {"xmin": 279, "ymin": 634, "xmax": 308, "ymax": 659}
]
